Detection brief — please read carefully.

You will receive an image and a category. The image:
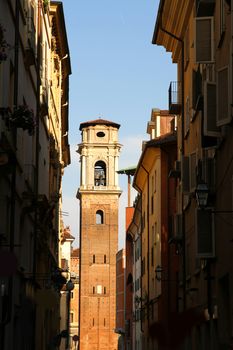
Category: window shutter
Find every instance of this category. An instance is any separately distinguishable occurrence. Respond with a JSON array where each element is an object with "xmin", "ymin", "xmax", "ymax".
[
  {"xmin": 0, "ymin": 196, "xmax": 10, "ymax": 236},
  {"xmin": 201, "ymin": 157, "xmax": 215, "ymax": 193},
  {"xmin": 181, "ymin": 156, "xmax": 190, "ymax": 194},
  {"xmin": 195, "ymin": 17, "xmax": 214, "ymax": 63},
  {"xmin": 196, "ymin": 208, "xmax": 215, "ymax": 258},
  {"xmin": 189, "ymin": 152, "xmax": 197, "ymax": 192},
  {"xmin": 192, "ymin": 69, "xmax": 202, "ymax": 110},
  {"xmin": 185, "ymin": 96, "xmax": 190, "ymax": 134},
  {"xmin": 173, "ymin": 214, "xmax": 182, "ymax": 240},
  {"xmin": 217, "ymin": 66, "xmax": 231, "ymax": 126},
  {"xmin": 203, "ymin": 81, "xmax": 220, "ymax": 137},
  {"xmin": 28, "ymin": 4, "xmax": 36, "ymax": 54}
]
